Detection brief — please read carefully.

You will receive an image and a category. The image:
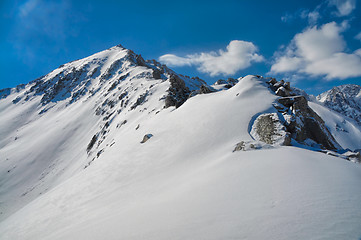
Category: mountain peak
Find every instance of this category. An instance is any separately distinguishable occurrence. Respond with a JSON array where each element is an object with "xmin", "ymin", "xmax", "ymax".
[{"xmin": 317, "ymin": 84, "xmax": 361, "ymax": 124}]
